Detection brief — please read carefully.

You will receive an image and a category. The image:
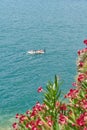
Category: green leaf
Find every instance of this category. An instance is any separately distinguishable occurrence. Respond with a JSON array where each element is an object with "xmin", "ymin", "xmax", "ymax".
[
  {"xmin": 55, "ymin": 122, "xmax": 60, "ymax": 130},
  {"xmin": 44, "ymin": 99, "xmax": 52, "ymax": 108}
]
